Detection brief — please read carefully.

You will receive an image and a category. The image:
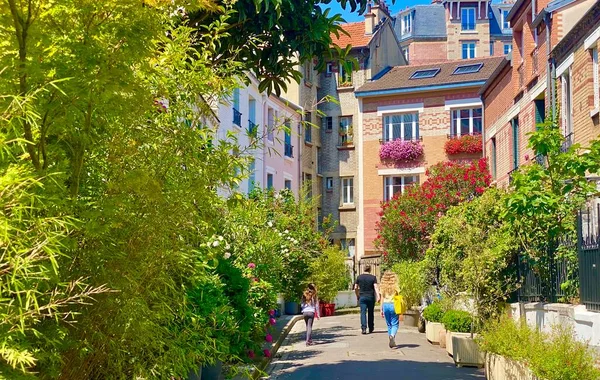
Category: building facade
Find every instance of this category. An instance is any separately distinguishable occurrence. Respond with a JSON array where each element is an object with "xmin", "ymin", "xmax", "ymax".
[
  {"xmin": 317, "ymin": 2, "xmax": 406, "ymax": 256},
  {"xmin": 355, "ymin": 57, "xmax": 504, "ymax": 257},
  {"xmin": 394, "ymin": 0, "xmax": 514, "ymax": 65}
]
